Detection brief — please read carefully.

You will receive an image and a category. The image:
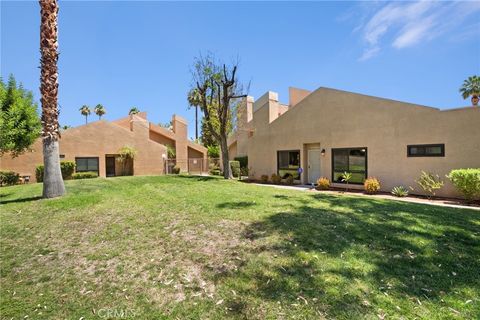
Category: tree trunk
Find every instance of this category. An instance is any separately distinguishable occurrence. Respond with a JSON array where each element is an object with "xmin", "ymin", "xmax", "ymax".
[
  {"xmin": 195, "ymin": 105, "xmax": 198, "ymax": 140},
  {"xmin": 40, "ymin": 0, "xmax": 65, "ymax": 198},
  {"xmin": 219, "ymin": 133, "xmax": 232, "ymax": 179},
  {"xmin": 42, "ymin": 138, "xmax": 65, "ymax": 198}
]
